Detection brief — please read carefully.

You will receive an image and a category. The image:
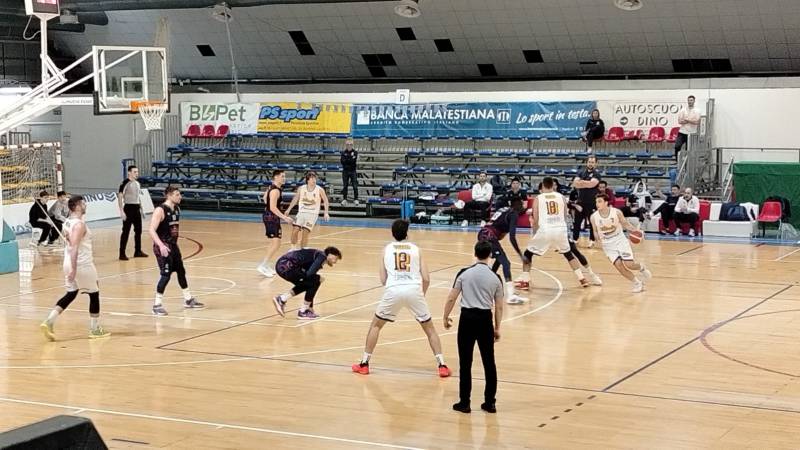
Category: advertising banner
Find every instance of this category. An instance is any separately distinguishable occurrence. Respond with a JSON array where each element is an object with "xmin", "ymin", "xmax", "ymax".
[
  {"xmin": 180, "ymin": 102, "xmax": 259, "ymax": 135},
  {"xmin": 257, "ymin": 102, "xmax": 351, "ymax": 134},
  {"xmin": 4, "ymin": 190, "xmax": 153, "ymax": 235},
  {"xmin": 351, "ymin": 101, "xmax": 596, "ymax": 139},
  {"xmin": 611, "ymin": 101, "xmax": 683, "ymax": 132}
]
